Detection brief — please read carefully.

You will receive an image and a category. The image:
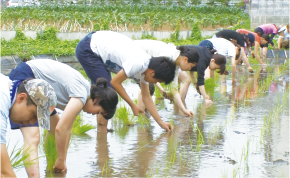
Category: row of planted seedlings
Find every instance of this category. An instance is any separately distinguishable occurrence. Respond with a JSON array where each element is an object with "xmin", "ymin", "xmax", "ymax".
[
  {"xmin": 148, "ymin": 58, "xmax": 289, "ymax": 177},
  {"xmin": 1, "ymin": 4, "xmax": 249, "ymax": 32},
  {"xmin": 9, "ymin": 113, "xmax": 96, "ymax": 173}
]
